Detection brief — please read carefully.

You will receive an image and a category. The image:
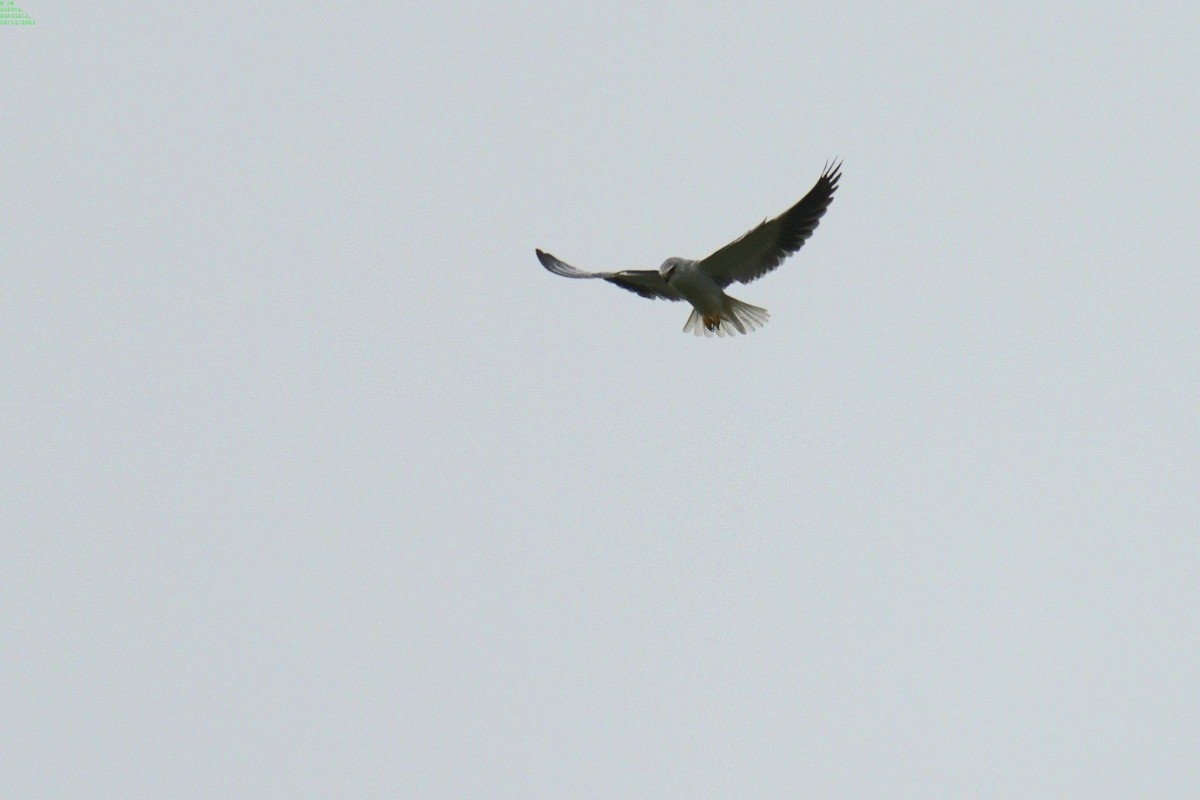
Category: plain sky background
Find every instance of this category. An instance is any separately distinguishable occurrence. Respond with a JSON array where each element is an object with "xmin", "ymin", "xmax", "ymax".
[{"xmin": 3, "ymin": 3, "xmax": 1197, "ymax": 797}]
